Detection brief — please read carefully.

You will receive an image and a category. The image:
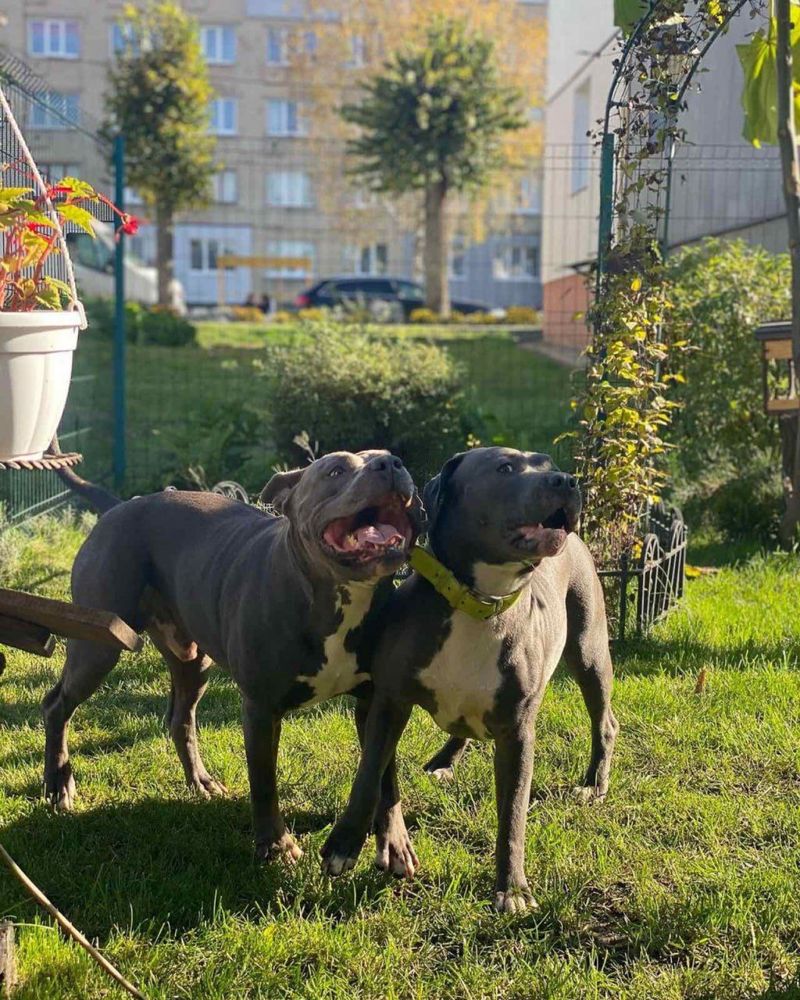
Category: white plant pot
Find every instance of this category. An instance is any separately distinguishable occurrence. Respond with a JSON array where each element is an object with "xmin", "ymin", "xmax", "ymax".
[{"xmin": 0, "ymin": 311, "xmax": 81, "ymax": 462}]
